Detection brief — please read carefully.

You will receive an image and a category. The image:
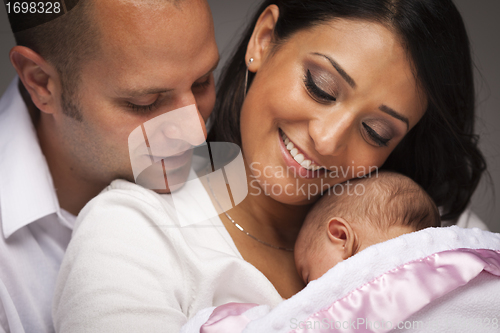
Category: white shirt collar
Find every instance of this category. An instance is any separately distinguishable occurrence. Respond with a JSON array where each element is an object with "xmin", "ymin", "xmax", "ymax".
[{"xmin": 0, "ymin": 77, "xmax": 71, "ymax": 238}]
